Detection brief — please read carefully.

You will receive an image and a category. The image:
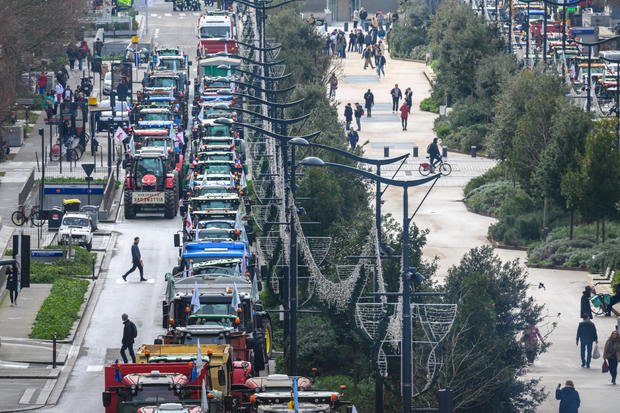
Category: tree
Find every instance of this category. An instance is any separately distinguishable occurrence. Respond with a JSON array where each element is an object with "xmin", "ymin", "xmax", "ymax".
[{"xmin": 430, "ymin": 246, "xmax": 547, "ymax": 412}]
